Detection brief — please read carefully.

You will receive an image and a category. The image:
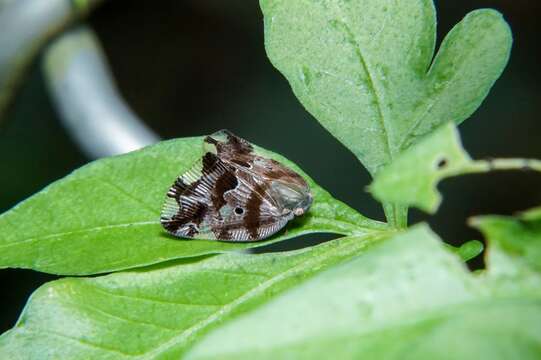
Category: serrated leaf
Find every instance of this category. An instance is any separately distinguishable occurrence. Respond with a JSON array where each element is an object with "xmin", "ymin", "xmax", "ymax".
[
  {"xmin": 261, "ymin": 0, "xmax": 511, "ymax": 177},
  {"xmin": 370, "ymin": 123, "xmax": 541, "ymax": 213},
  {"xmin": 185, "ymin": 224, "xmax": 541, "ymax": 360},
  {"xmin": 0, "ymin": 137, "xmax": 385, "ymax": 275},
  {"xmin": 0, "ymin": 232, "xmax": 389, "ymax": 359}
]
